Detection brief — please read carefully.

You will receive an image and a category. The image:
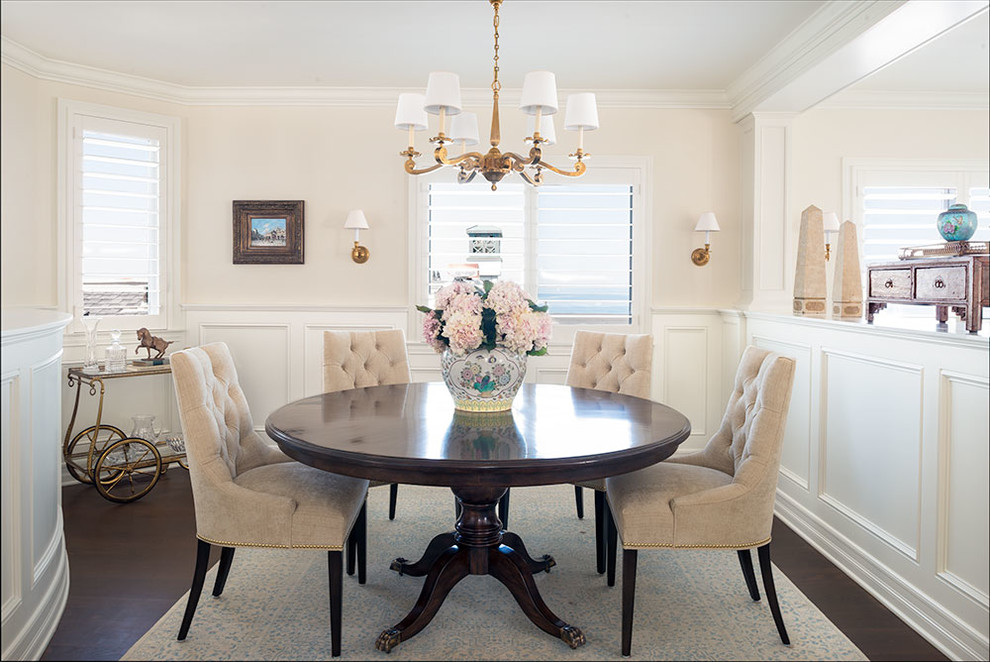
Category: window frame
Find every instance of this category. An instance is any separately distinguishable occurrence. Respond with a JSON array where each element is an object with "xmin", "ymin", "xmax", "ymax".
[
  {"xmin": 57, "ymin": 99, "xmax": 182, "ymax": 333},
  {"xmin": 408, "ymin": 156, "xmax": 652, "ymax": 344}
]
